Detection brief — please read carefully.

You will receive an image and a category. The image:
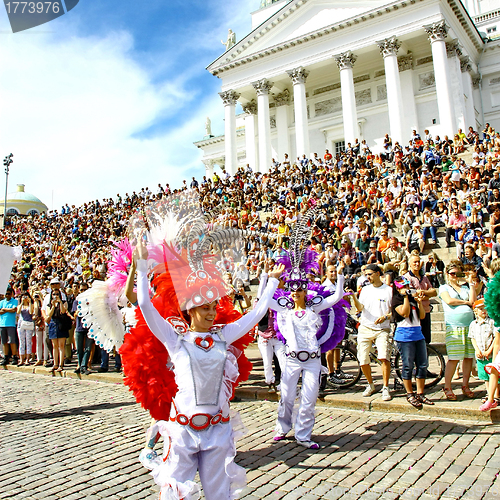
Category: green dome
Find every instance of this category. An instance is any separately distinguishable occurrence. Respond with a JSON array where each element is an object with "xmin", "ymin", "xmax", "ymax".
[
  {"xmin": 0, "ymin": 184, "xmax": 48, "ymax": 215},
  {"xmin": 6, "ymin": 190, "xmax": 44, "ymax": 204}
]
